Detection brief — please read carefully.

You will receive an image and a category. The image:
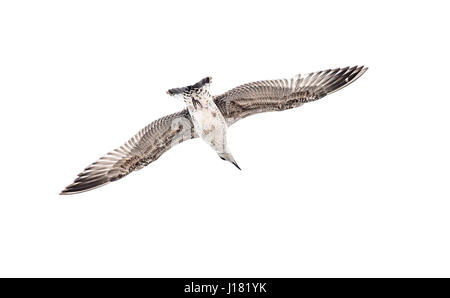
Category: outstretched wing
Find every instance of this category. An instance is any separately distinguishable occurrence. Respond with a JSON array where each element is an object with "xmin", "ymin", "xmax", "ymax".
[
  {"xmin": 214, "ymin": 66, "xmax": 367, "ymax": 124},
  {"xmin": 61, "ymin": 66, "xmax": 367, "ymax": 195},
  {"xmin": 60, "ymin": 109, "xmax": 195, "ymax": 195}
]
